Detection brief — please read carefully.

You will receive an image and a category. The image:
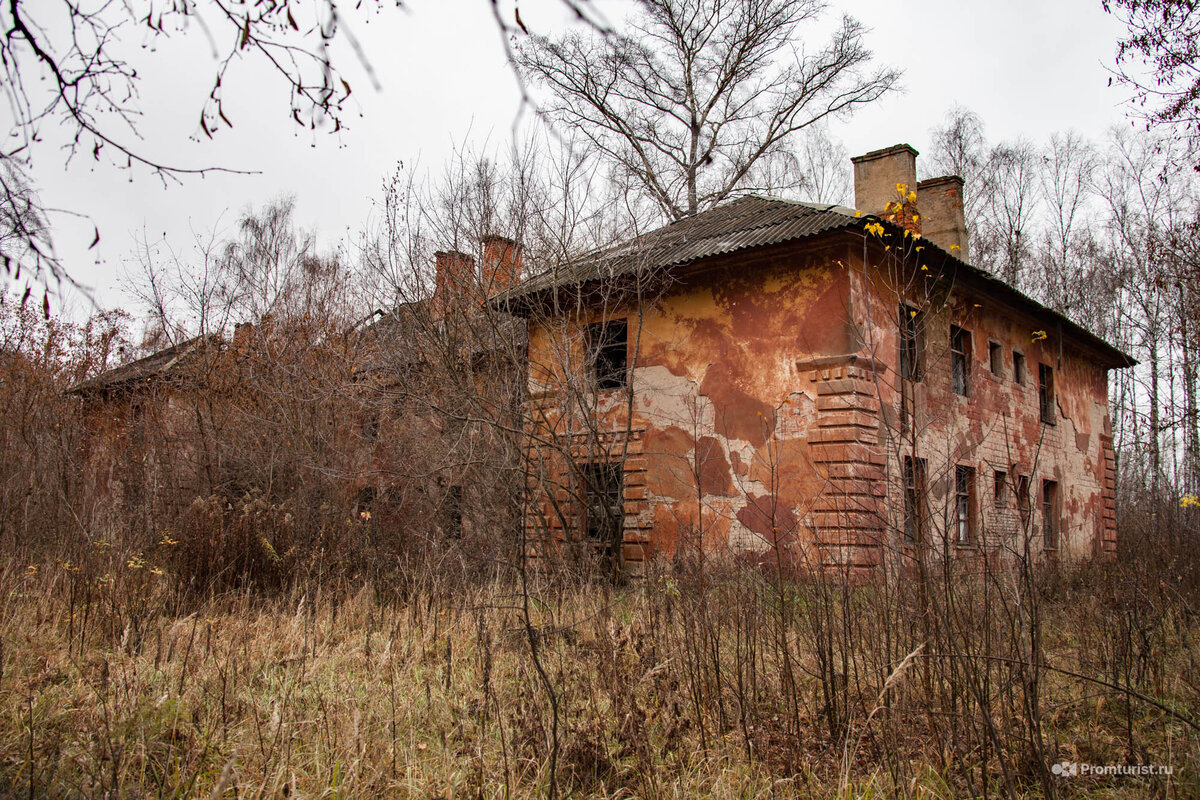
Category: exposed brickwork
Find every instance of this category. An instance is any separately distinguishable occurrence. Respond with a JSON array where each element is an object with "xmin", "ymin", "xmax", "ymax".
[
  {"xmin": 917, "ymin": 176, "xmax": 968, "ymax": 259},
  {"xmin": 851, "ymin": 144, "xmax": 922, "ymax": 234},
  {"xmin": 1100, "ymin": 433, "xmax": 1118, "ymax": 553},
  {"xmin": 433, "ymin": 250, "xmax": 476, "ymax": 318},
  {"xmin": 481, "ymin": 235, "xmax": 523, "ymax": 297}
]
